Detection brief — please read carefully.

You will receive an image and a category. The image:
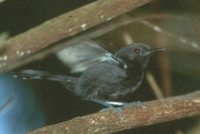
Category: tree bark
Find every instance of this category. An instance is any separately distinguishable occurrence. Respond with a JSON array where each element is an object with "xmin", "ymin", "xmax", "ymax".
[
  {"xmin": 0, "ymin": 0, "xmax": 154, "ymax": 73},
  {"xmin": 27, "ymin": 91, "xmax": 200, "ymax": 134}
]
